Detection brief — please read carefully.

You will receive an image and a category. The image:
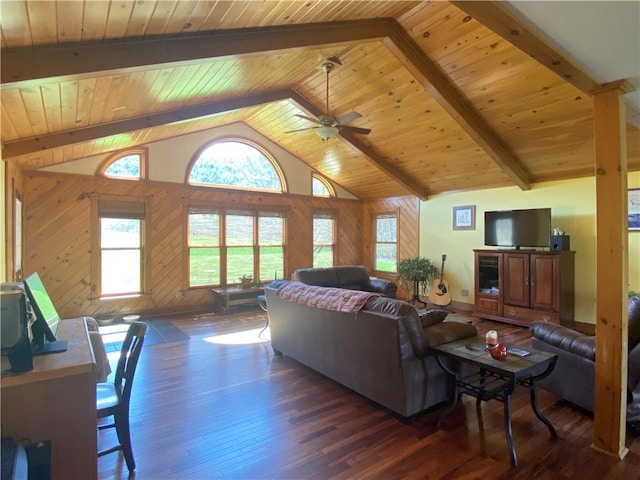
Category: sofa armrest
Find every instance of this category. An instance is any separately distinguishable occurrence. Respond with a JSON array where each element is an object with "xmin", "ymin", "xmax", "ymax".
[
  {"xmin": 367, "ymin": 278, "xmax": 397, "ymax": 298},
  {"xmin": 530, "ymin": 321, "xmax": 596, "ymax": 361}
]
